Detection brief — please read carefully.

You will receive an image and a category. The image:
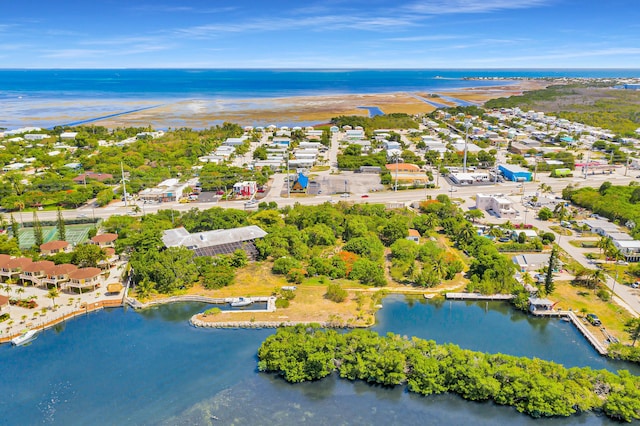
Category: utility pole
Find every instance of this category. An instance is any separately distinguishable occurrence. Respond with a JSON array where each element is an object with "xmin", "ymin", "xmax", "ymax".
[
  {"xmin": 121, "ymin": 161, "xmax": 129, "ymax": 213},
  {"xmin": 584, "ymin": 149, "xmax": 591, "ymax": 179},
  {"xmin": 625, "ymin": 156, "xmax": 630, "ymax": 176},
  {"xmin": 394, "ymin": 152, "xmax": 399, "ymax": 192},
  {"xmin": 462, "ymin": 119, "xmax": 470, "ymax": 173}
]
